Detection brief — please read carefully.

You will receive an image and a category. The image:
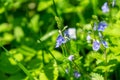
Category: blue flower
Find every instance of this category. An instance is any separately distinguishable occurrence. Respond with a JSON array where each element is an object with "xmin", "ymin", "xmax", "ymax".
[
  {"xmin": 102, "ymin": 40, "xmax": 108, "ymax": 48},
  {"xmin": 55, "ymin": 35, "xmax": 66, "ymax": 48},
  {"xmin": 74, "ymin": 71, "xmax": 81, "ymax": 78},
  {"xmin": 101, "ymin": 2, "xmax": 109, "ymax": 13},
  {"xmin": 93, "ymin": 40, "xmax": 100, "ymax": 51},
  {"xmin": 98, "ymin": 21, "xmax": 107, "ymax": 31},
  {"xmin": 64, "ymin": 28, "xmax": 76, "ymax": 39},
  {"xmin": 68, "ymin": 55, "xmax": 74, "ymax": 61}
]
